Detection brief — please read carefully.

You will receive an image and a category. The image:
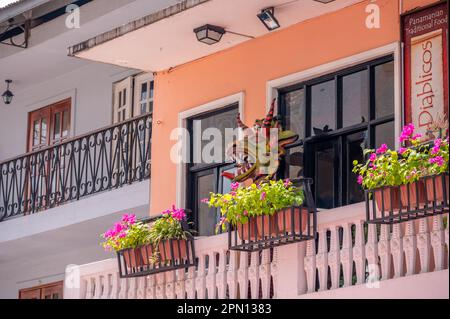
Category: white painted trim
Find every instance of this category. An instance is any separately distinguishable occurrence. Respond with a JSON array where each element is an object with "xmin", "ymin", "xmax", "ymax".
[
  {"xmin": 24, "ymin": 88, "xmax": 77, "ymax": 141},
  {"xmin": 266, "ymin": 42, "xmax": 402, "ymax": 136},
  {"xmin": 175, "ymin": 92, "xmax": 245, "ymax": 208}
]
